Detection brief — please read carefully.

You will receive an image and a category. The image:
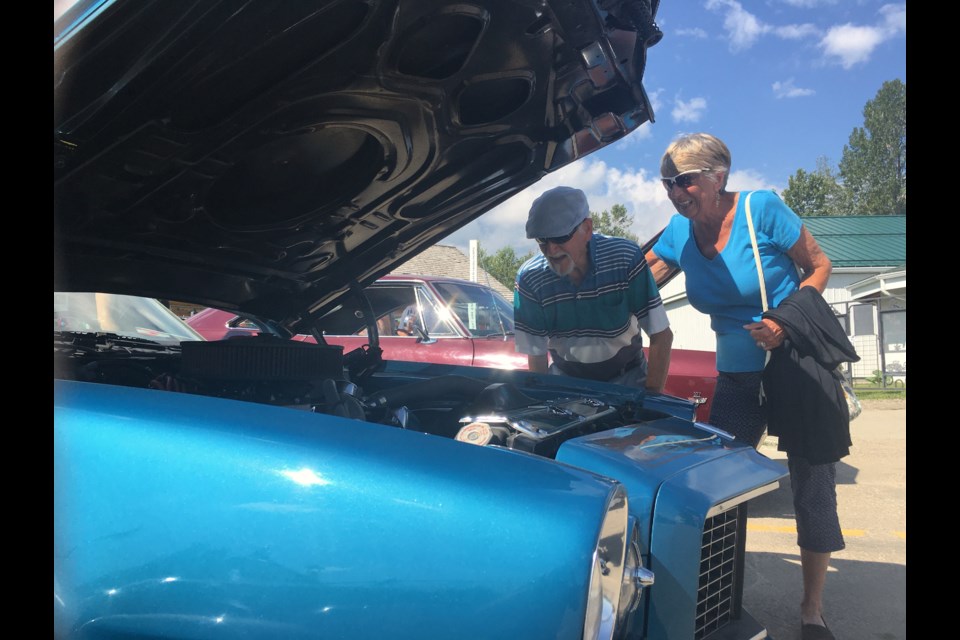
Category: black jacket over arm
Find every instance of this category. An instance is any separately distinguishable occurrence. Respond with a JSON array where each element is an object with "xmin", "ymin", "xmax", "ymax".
[{"xmin": 762, "ymin": 286, "xmax": 860, "ymax": 464}]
